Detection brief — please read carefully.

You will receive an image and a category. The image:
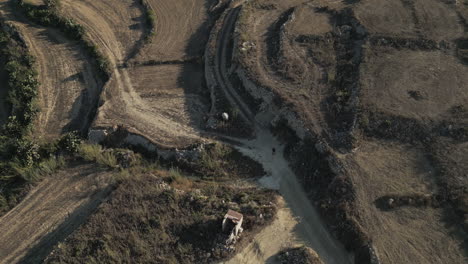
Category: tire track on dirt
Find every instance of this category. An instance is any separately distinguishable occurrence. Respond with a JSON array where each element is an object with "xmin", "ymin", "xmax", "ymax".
[
  {"xmin": 215, "ymin": 7, "xmax": 256, "ymax": 124},
  {"xmin": 0, "ymin": 2, "xmax": 100, "ymax": 139},
  {"xmin": 211, "ymin": 5, "xmax": 352, "ymax": 263},
  {"xmin": 63, "ymin": 0, "xmax": 205, "ymax": 148},
  {"xmin": 139, "ymin": 0, "xmax": 214, "ymax": 61},
  {"xmin": 0, "ymin": 164, "xmax": 113, "ymax": 264}
]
